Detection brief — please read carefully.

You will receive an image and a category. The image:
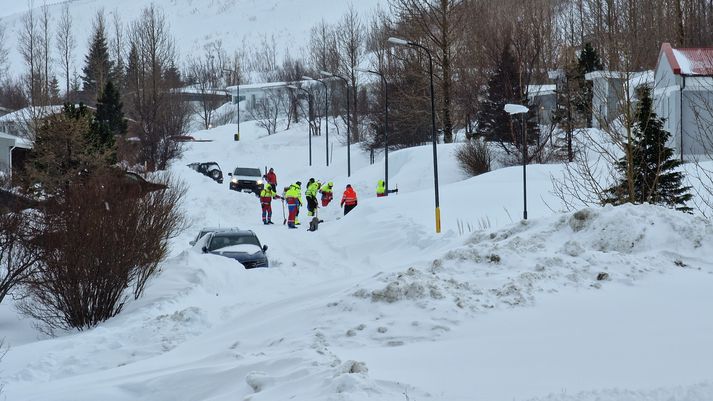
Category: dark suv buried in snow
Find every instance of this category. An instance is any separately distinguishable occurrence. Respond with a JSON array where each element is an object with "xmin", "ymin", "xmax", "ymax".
[
  {"xmin": 197, "ymin": 229, "xmax": 269, "ymax": 269},
  {"xmin": 187, "ymin": 162, "xmax": 224, "ymax": 183}
]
